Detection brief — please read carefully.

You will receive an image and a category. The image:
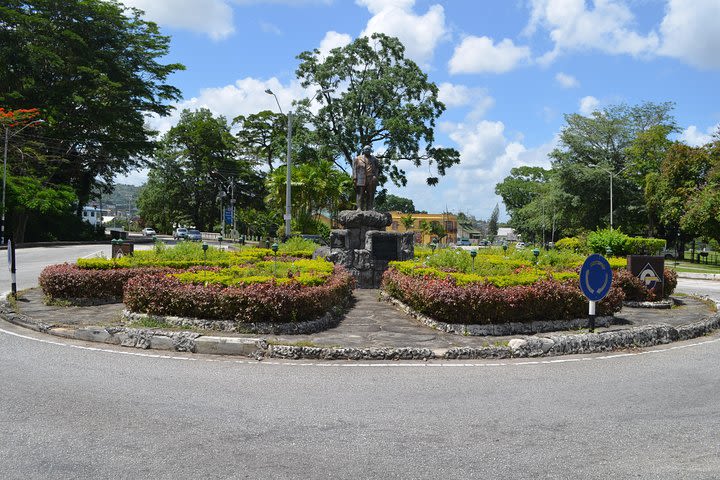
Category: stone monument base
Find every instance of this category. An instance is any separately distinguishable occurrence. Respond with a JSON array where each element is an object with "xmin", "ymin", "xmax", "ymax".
[{"xmin": 323, "ymin": 210, "xmax": 414, "ymax": 289}]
